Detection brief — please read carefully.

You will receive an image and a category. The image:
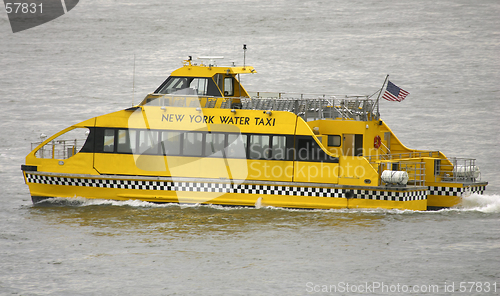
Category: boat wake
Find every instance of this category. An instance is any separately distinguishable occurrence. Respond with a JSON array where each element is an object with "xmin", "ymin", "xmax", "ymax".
[
  {"xmin": 34, "ymin": 193, "xmax": 500, "ymax": 214},
  {"xmin": 451, "ymin": 193, "xmax": 500, "ymax": 213},
  {"xmin": 35, "ymin": 197, "xmax": 177, "ymax": 208}
]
